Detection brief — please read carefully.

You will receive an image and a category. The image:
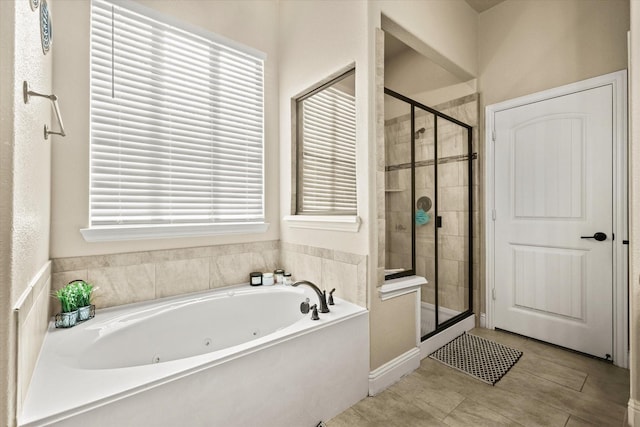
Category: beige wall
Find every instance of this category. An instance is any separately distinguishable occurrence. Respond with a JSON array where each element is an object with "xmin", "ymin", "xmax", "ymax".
[
  {"xmin": 278, "ymin": 0, "xmax": 369, "ymax": 256},
  {"xmin": 12, "ymin": 4, "xmax": 52, "ymax": 311},
  {"xmin": 479, "ymin": 0, "xmax": 630, "ymax": 106},
  {"xmin": 385, "ymin": 48, "xmax": 462, "ymax": 97},
  {"xmin": 51, "ymin": 0, "xmax": 280, "ymax": 258},
  {"xmin": 0, "ymin": 2, "xmax": 16, "ymax": 424},
  {"xmin": 629, "ymin": 1, "xmax": 639, "ymax": 424},
  {"xmin": 369, "ymin": 292, "xmax": 416, "ymax": 369},
  {"xmin": 477, "ymin": 0, "xmax": 629, "ymax": 325},
  {"xmin": 1, "ymin": 0, "xmax": 53, "ymax": 424},
  {"xmin": 368, "ymin": 1, "xmax": 479, "ymax": 371},
  {"xmin": 373, "ymin": 0, "xmax": 478, "ymax": 80}
]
